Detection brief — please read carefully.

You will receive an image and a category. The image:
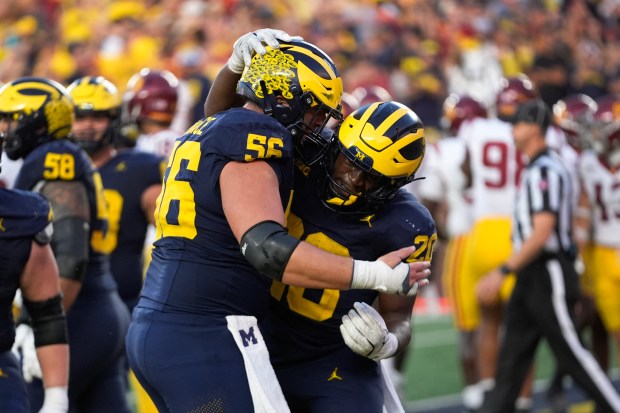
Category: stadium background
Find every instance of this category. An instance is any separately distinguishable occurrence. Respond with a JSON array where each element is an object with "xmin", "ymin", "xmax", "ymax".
[{"xmin": 1, "ymin": 0, "xmax": 618, "ymax": 412}]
